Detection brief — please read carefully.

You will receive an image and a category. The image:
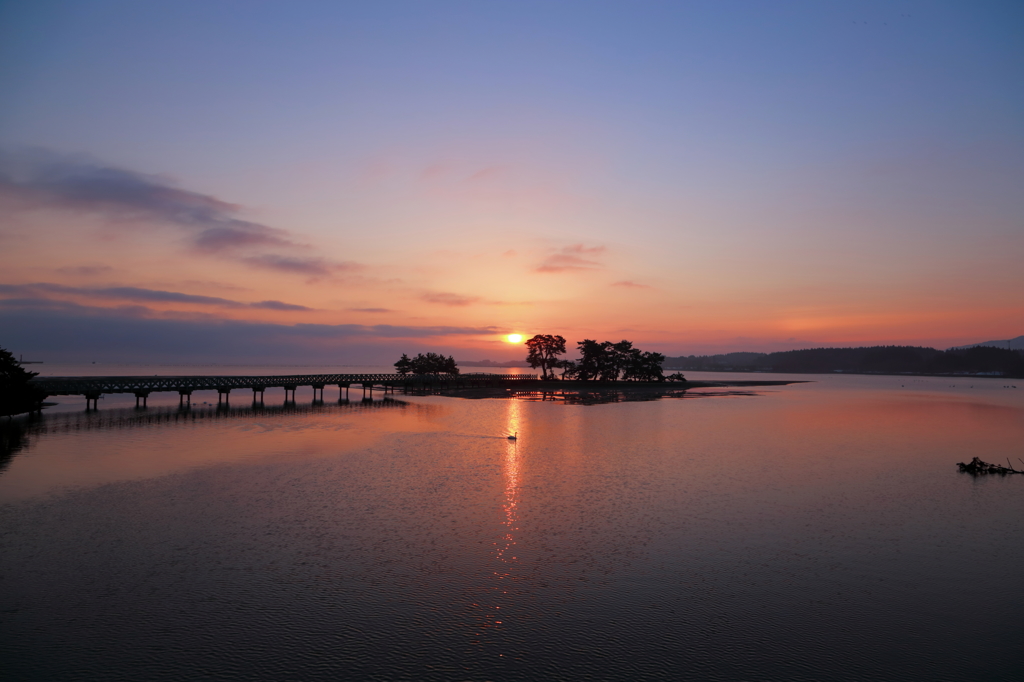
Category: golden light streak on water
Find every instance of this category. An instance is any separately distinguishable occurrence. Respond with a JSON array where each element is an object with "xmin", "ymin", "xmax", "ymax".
[
  {"xmin": 497, "ymin": 398, "xmax": 522, "ymax": 567},
  {"xmin": 477, "ymin": 399, "xmax": 524, "ymax": 632}
]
